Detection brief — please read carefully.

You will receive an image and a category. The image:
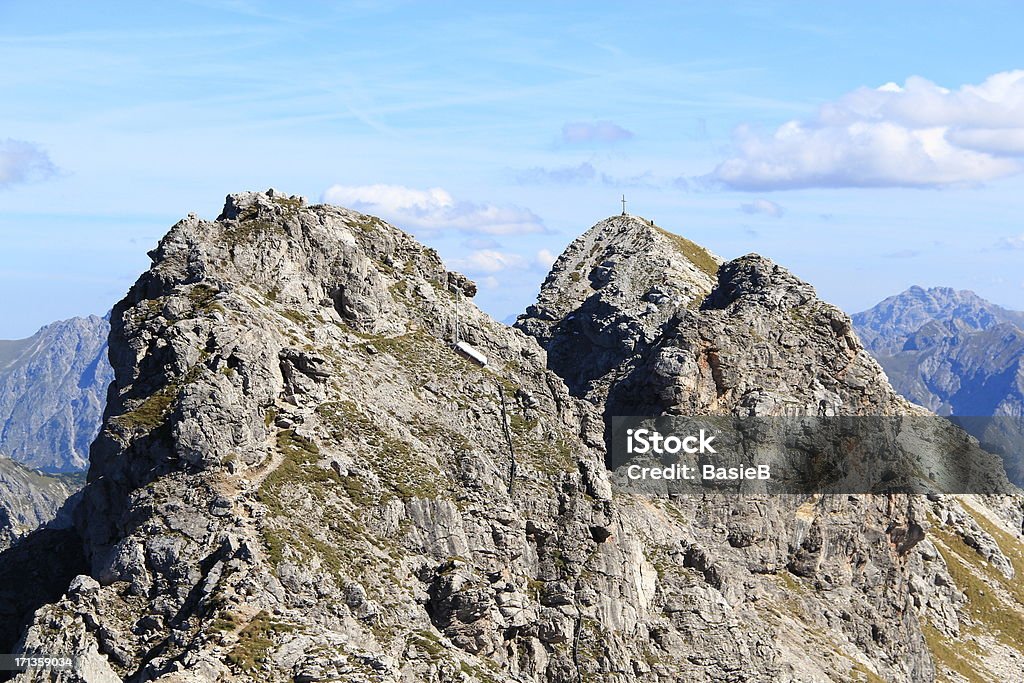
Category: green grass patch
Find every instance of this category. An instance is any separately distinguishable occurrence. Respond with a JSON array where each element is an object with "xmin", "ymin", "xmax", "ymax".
[
  {"xmin": 654, "ymin": 226, "xmax": 719, "ymax": 279},
  {"xmin": 849, "ymin": 662, "xmax": 887, "ymax": 683},
  {"xmin": 225, "ymin": 611, "xmax": 294, "ymax": 674},
  {"xmin": 408, "ymin": 629, "xmax": 445, "ymax": 659},
  {"xmin": 221, "ymin": 209, "xmax": 287, "ymax": 244},
  {"xmin": 114, "ymin": 386, "xmax": 178, "ymax": 431},
  {"xmin": 929, "ymin": 511, "xmax": 1024, "ymax": 650},
  {"xmin": 271, "ymin": 196, "xmax": 303, "ymax": 211},
  {"xmin": 257, "ymin": 429, "xmax": 333, "ymax": 516},
  {"xmin": 281, "ymin": 308, "xmax": 312, "ymax": 328},
  {"xmin": 316, "ymin": 400, "xmax": 443, "ymax": 501},
  {"xmin": 187, "ymin": 283, "xmax": 218, "ymax": 310},
  {"xmin": 921, "ymin": 623, "xmax": 990, "ymax": 683}
]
